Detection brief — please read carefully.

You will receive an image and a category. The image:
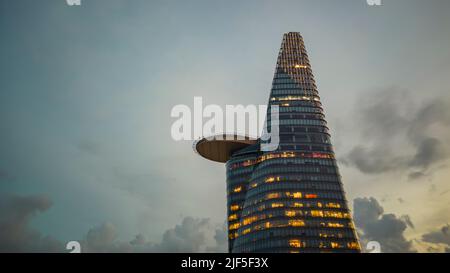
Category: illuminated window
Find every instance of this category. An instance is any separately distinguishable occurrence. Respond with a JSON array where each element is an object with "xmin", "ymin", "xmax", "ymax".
[
  {"xmin": 230, "ymin": 204, "xmax": 240, "ymax": 211},
  {"xmin": 347, "ymin": 242, "xmax": 360, "ymax": 250},
  {"xmin": 311, "ymin": 210, "xmax": 324, "ymax": 217},
  {"xmin": 293, "ymin": 192, "xmax": 302, "ymax": 198},
  {"xmin": 294, "ymin": 64, "xmax": 307, "ymax": 69},
  {"xmin": 267, "ymin": 193, "xmax": 280, "ymax": 199},
  {"xmin": 265, "ymin": 177, "xmax": 275, "ymax": 183},
  {"xmin": 228, "ymin": 214, "xmax": 237, "ymax": 221},
  {"xmin": 305, "ymin": 194, "xmax": 318, "ymax": 199},
  {"xmin": 229, "ymin": 222, "xmax": 241, "ymax": 230},
  {"xmin": 242, "ymin": 228, "xmax": 251, "ymax": 235},
  {"xmin": 331, "ymin": 242, "xmax": 340, "ymax": 249},
  {"xmin": 312, "ymin": 152, "xmax": 333, "ymax": 159},
  {"xmin": 271, "ymin": 95, "xmax": 314, "ymax": 102},
  {"xmin": 327, "ymin": 222, "xmax": 344, "ymax": 228},
  {"xmin": 293, "ymin": 202, "xmax": 303, "ymax": 208},
  {"xmin": 289, "ymin": 239, "xmax": 302, "ymax": 248},
  {"xmin": 265, "ymin": 222, "xmax": 271, "ymax": 229},
  {"xmin": 325, "ymin": 202, "xmax": 341, "ymax": 208},
  {"xmin": 285, "ymin": 210, "xmax": 296, "ymax": 217},
  {"xmin": 233, "ymin": 186, "xmax": 242, "ymax": 193},
  {"xmin": 281, "ymin": 152, "xmax": 296, "ymax": 158},
  {"xmin": 272, "ymin": 203, "xmax": 284, "ymax": 208},
  {"xmin": 242, "ymin": 216, "xmax": 258, "ymax": 225},
  {"xmin": 289, "ymin": 220, "xmax": 305, "ymax": 227},
  {"xmin": 228, "ymin": 152, "xmax": 336, "ymax": 170},
  {"xmin": 323, "ymin": 211, "xmax": 345, "ymax": 219}
]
